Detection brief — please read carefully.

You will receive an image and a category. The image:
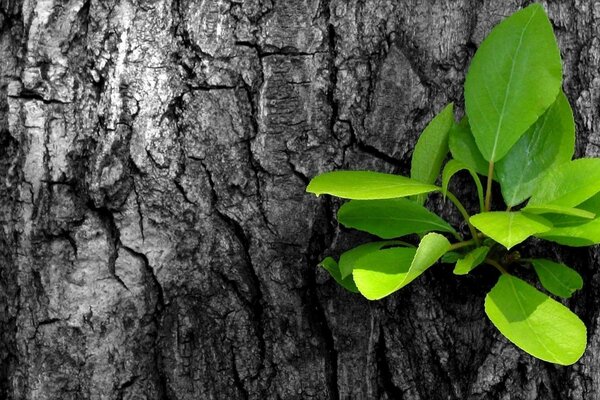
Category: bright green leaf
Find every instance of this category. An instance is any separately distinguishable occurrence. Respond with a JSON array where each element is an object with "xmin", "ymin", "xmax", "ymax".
[
  {"xmin": 522, "ymin": 204, "xmax": 595, "ymax": 219},
  {"xmin": 531, "ymin": 259, "xmax": 583, "ymax": 298},
  {"xmin": 307, "ymin": 171, "xmax": 438, "ymax": 200},
  {"xmin": 337, "ymin": 199, "xmax": 456, "ymax": 239},
  {"xmin": 537, "ymin": 217, "xmax": 600, "ymax": 247},
  {"xmin": 464, "ymin": 3, "xmax": 562, "ymax": 162},
  {"xmin": 338, "ymin": 240, "xmax": 409, "ymax": 279},
  {"xmin": 528, "ymin": 158, "xmax": 600, "ymax": 208},
  {"xmin": 448, "ymin": 117, "xmax": 490, "ymax": 177},
  {"xmin": 319, "ymin": 257, "xmax": 359, "ymax": 293},
  {"xmin": 411, "ymin": 103, "xmax": 454, "ymax": 204},
  {"xmin": 496, "ymin": 91, "xmax": 575, "ymax": 206},
  {"xmin": 442, "ymin": 159, "xmax": 485, "ymax": 211},
  {"xmin": 470, "ymin": 211, "xmax": 552, "ymax": 249},
  {"xmin": 353, "ymin": 233, "xmax": 450, "ymax": 300},
  {"xmin": 453, "ymin": 246, "xmax": 490, "ymax": 275},
  {"xmin": 485, "ymin": 274, "xmax": 586, "ymax": 365}
]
